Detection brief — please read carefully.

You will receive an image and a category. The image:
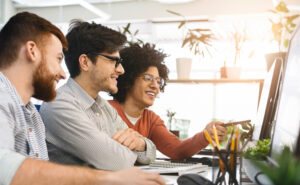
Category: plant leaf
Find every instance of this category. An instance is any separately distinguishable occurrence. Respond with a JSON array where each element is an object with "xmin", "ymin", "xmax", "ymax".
[
  {"xmin": 166, "ymin": 9, "xmax": 182, "ymax": 17},
  {"xmin": 178, "ymin": 21, "xmax": 186, "ymax": 29}
]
